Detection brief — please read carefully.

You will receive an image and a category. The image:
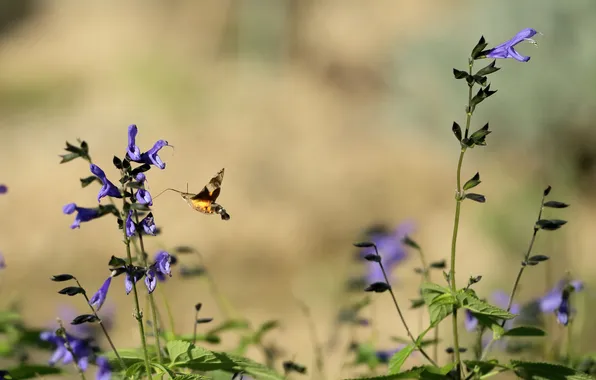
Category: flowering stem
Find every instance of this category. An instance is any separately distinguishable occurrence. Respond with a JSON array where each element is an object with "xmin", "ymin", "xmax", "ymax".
[
  {"xmin": 56, "ymin": 319, "xmax": 87, "ymax": 380},
  {"xmin": 449, "ymin": 59, "xmax": 475, "ymax": 376},
  {"xmin": 374, "ymin": 245, "xmax": 437, "ymax": 366},
  {"xmin": 74, "ymin": 278, "xmax": 126, "ymax": 370},
  {"xmin": 480, "ymin": 193, "xmax": 546, "ymax": 361},
  {"xmin": 134, "ymin": 211, "xmax": 164, "ymax": 364},
  {"xmin": 123, "ymin": 221, "xmax": 153, "ymax": 380}
]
